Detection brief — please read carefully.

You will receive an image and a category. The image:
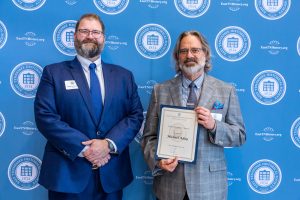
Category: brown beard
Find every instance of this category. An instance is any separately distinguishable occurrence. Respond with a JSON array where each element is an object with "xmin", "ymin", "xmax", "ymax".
[{"xmin": 74, "ymin": 38, "xmax": 103, "ymax": 58}]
